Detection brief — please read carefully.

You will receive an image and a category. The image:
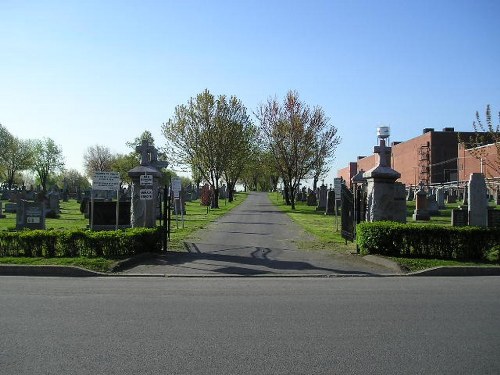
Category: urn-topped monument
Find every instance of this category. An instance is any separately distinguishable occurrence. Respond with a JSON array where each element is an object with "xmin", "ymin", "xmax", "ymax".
[{"xmin": 128, "ymin": 140, "xmax": 168, "ymax": 228}]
